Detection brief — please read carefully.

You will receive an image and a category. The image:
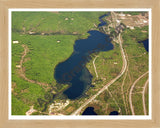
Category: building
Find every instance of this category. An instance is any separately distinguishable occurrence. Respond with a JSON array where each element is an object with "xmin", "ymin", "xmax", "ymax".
[{"xmin": 13, "ymin": 41, "xmax": 19, "ymax": 44}]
